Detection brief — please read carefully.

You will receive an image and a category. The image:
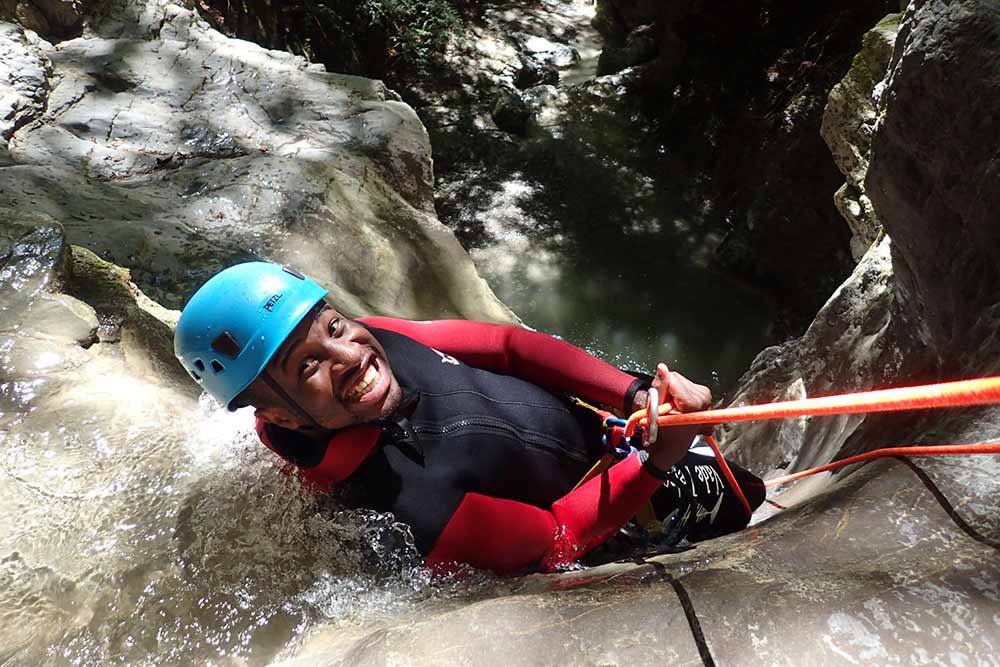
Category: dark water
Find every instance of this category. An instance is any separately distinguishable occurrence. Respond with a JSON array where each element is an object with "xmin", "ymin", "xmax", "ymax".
[{"xmin": 434, "ymin": 98, "xmax": 775, "ymax": 399}]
